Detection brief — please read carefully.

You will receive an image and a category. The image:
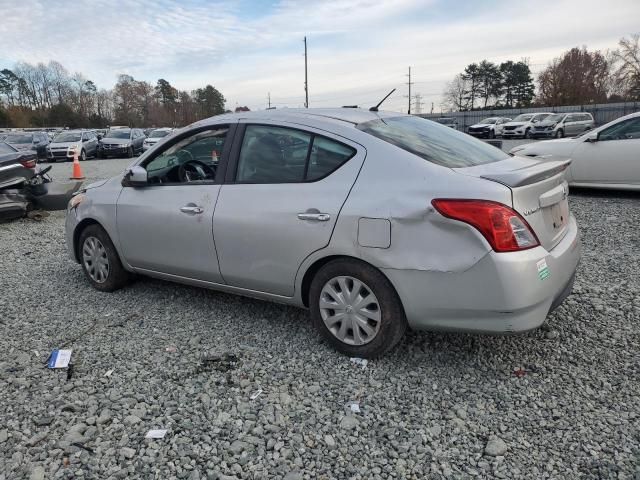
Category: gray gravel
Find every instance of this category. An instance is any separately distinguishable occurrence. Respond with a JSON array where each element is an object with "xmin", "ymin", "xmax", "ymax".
[{"xmin": 0, "ymin": 157, "xmax": 639, "ymax": 479}]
